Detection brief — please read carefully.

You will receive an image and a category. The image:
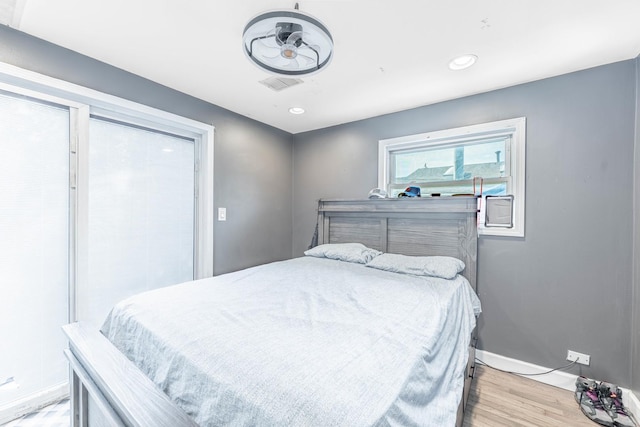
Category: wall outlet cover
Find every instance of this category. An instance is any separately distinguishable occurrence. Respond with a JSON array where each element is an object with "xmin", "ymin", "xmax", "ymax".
[{"xmin": 567, "ymin": 350, "xmax": 590, "ymax": 366}]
